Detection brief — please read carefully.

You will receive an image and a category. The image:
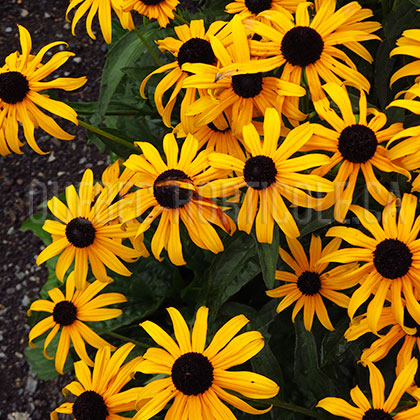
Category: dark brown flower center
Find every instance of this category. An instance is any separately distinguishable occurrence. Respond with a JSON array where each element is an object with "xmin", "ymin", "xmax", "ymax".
[
  {"xmin": 53, "ymin": 301, "xmax": 77, "ymax": 326},
  {"xmin": 245, "ymin": 0, "xmax": 272, "ymax": 14},
  {"xmin": 243, "ymin": 155, "xmax": 277, "ymax": 190},
  {"xmin": 65, "ymin": 217, "xmax": 96, "ymax": 248},
  {"xmin": 178, "ymin": 38, "xmax": 216, "ymax": 68},
  {"xmin": 232, "ymin": 73, "xmax": 263, "ymax": 98},
  {"xmin": 362, "ymin": 408, "xmax": 393, "ymax": 420},
  {"xmin": 141, "ymin": 0, "xmax": 164, "ymax": 4},
  {"xmin": 207, "ymin": 122, "xmax": 230, "ymax": 133},
  {"xmin": 373, "ymin": 239, "xmax": 412, "ymax": 279},
  {"xmin": 297, "ymin": 271, "xmax": 321, "ymax": 295},
  {"xmin": 73, "ymin": 391, "xmax": 108, "ymax": 420},
  {"xmin": 338, "ymin": 125, "xmax": 378, "ymax": 163},
  {"xmin": 153, "ymin": 169, "xmax": 193, "ymax": 209},
  {"xmin": 281, "ymin": 26, "xmax": 324, "ymax": 67},
  {"xmin": 171, "ymin": 352, "xmax": 214, "ymax": 395},
  {"xmin": 0, "ymin": 71, "xmax": 29, "ymax": 104}
]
